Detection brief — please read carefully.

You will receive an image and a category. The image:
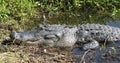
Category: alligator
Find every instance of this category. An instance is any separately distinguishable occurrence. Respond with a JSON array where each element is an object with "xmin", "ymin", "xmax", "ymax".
[{"xmin": 10, "ymin": 24, "xmax": 120, "ymax": 50}]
